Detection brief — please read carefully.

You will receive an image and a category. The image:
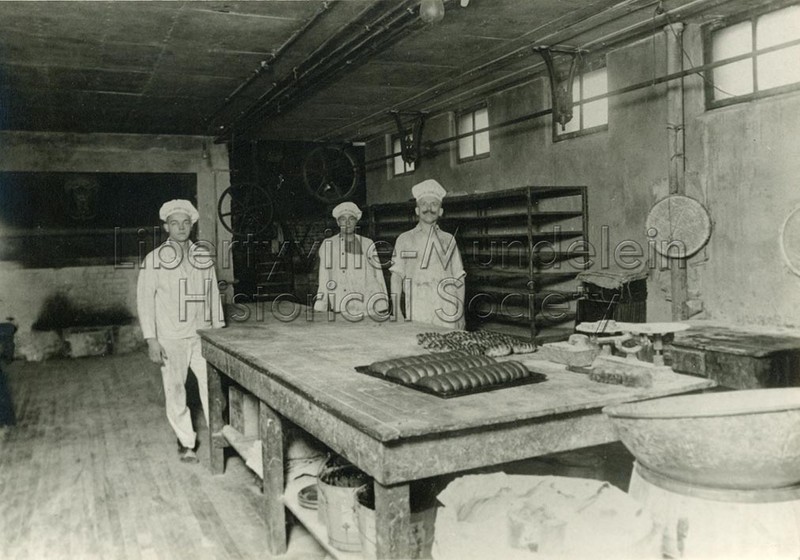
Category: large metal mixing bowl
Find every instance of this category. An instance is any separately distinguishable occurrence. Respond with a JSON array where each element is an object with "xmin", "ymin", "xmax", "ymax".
[{"xmin": 603, "ymin": 388, "xmax": 800, "ymax": 490}]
